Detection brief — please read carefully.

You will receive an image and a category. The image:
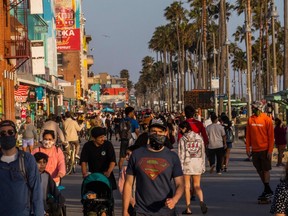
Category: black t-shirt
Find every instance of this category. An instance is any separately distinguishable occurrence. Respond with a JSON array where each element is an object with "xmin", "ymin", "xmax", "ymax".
[
  {"xmin": 113, "ymin": 117, "xmax": 121, "ymax": 127},
  {"xmin": 80, "ymin": 140, "xmax": 116, "ymax": 172},
  {"xmin": 80, "ymin": 140, "xmax": 117, "ymax": 189}
]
